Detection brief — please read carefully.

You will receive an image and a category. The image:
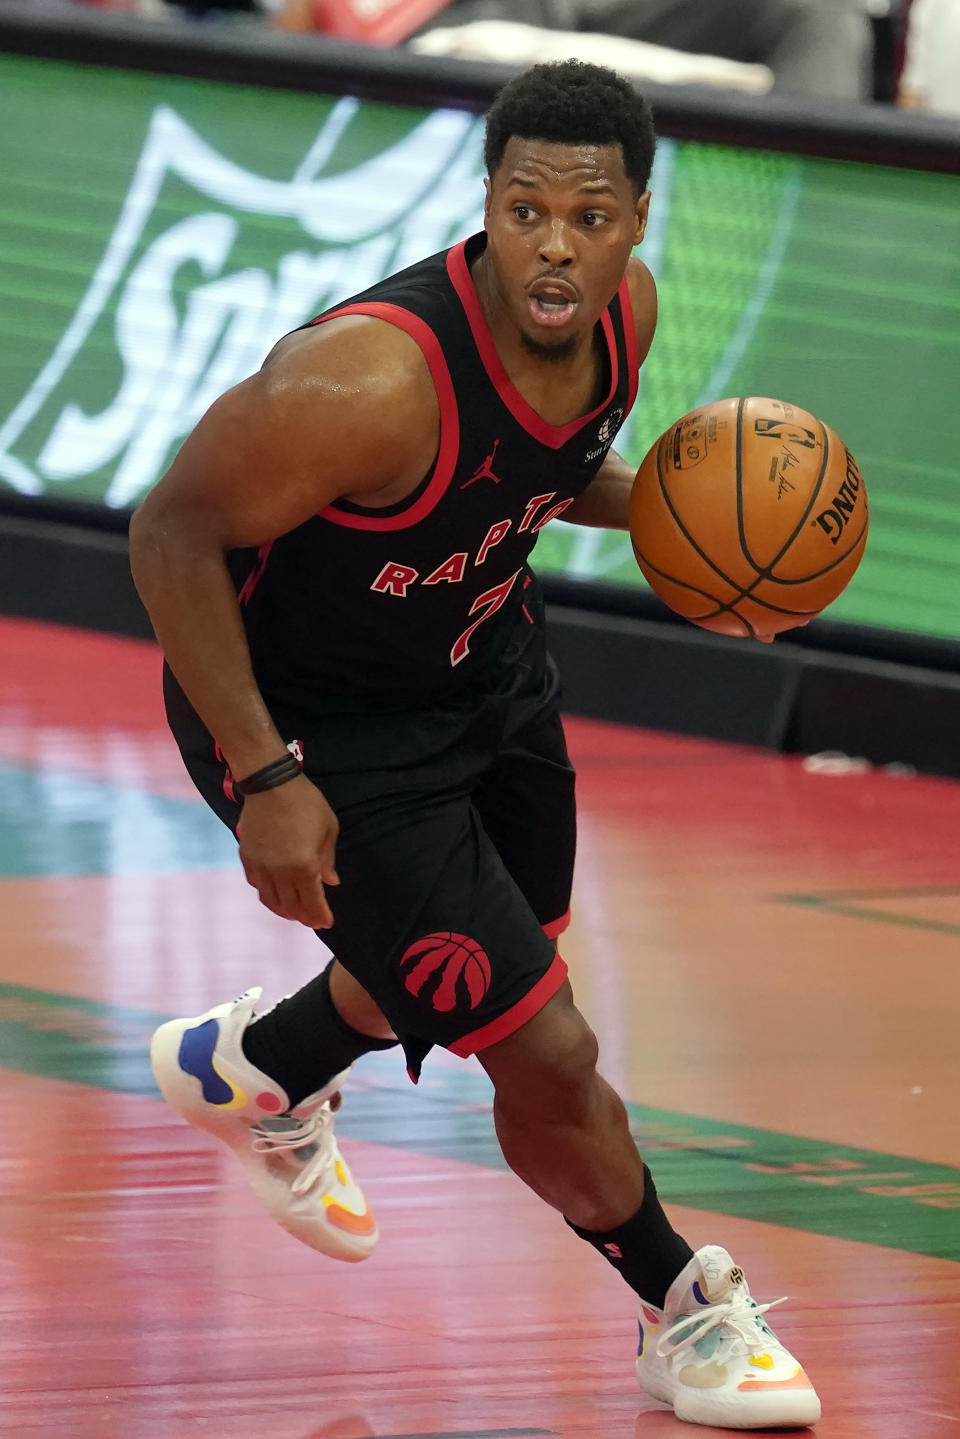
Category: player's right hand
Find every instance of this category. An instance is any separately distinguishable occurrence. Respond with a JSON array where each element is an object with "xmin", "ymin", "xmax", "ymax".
[{"xmin": 235, "ymin": 776, "xmax": 340, "ymax": 929}]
